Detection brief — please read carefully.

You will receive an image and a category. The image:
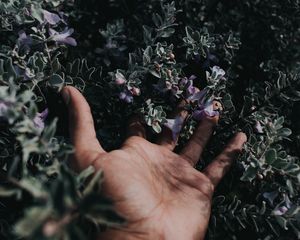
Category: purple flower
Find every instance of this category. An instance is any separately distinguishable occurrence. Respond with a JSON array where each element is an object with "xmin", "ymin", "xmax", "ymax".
[
  {"xmin": 211, "ymin": 66, "xmax": 226, "ymax": 79},
  {"xmin": 273, "ymin": 206, "xmax": 289, "ymax": 216},
  {"xmin": 17, "ymin": 30, "xmax": 33, "ymax": 51},
  {"xmin": 164, "ymin": 116, "xmax": 184, "ymax": 140},
  {"xmin": 119, "ymin": 91, "xmax": 133, "ymax": 103},
  {"xmin": 49, "ymin": 28, "xmax": 77, "ymax": 46},
  {"xmin": 33, "ymin": 108, "xmax": 49, "ymax": 130},
  {"xmin": 188, "ymin": 88, "xmax": 207, "ymax": 102},
  {"xmin": 193, "ymin": 100, "xmax": 220, "ymax": 121},
  {"xmin": 186, "ymin": 83, "xmax": 197, "ymax": 96},
  {"xmin": 43, "ymin": 10, "xmax": 61, "ymax": 25},
  {"xmin": 263, "ymin": 191, "xmax": 278, "ymax": 206},
  {"xmin": 206, "ymin": 66, "xmax": 226, "ymax": 86},
  {"xmin": 273, "ymin": 194, "xmax": 292, "ymax": 216},
  {"xmin": 179, "ymin": 75, "xmax": 198, "ymax": 99}
]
